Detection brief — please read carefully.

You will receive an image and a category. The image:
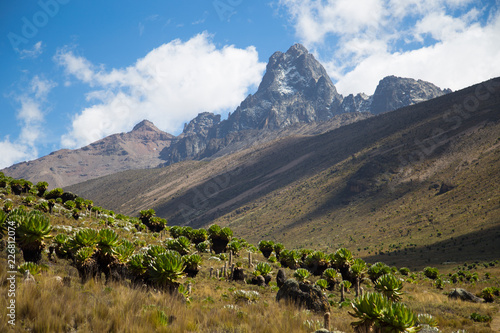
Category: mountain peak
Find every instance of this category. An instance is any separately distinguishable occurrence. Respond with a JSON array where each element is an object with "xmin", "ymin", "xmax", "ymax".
[
  {"xmin": 132, "ymin": 119, "xmax": 159, "ymax": 132},
  {"xmin": 286, "ymin": 43, "xmax": 308, "ymax": 56},
  {"xmin": 370, "ymin": 76, "xmax": 451, "ymax": 114}
]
